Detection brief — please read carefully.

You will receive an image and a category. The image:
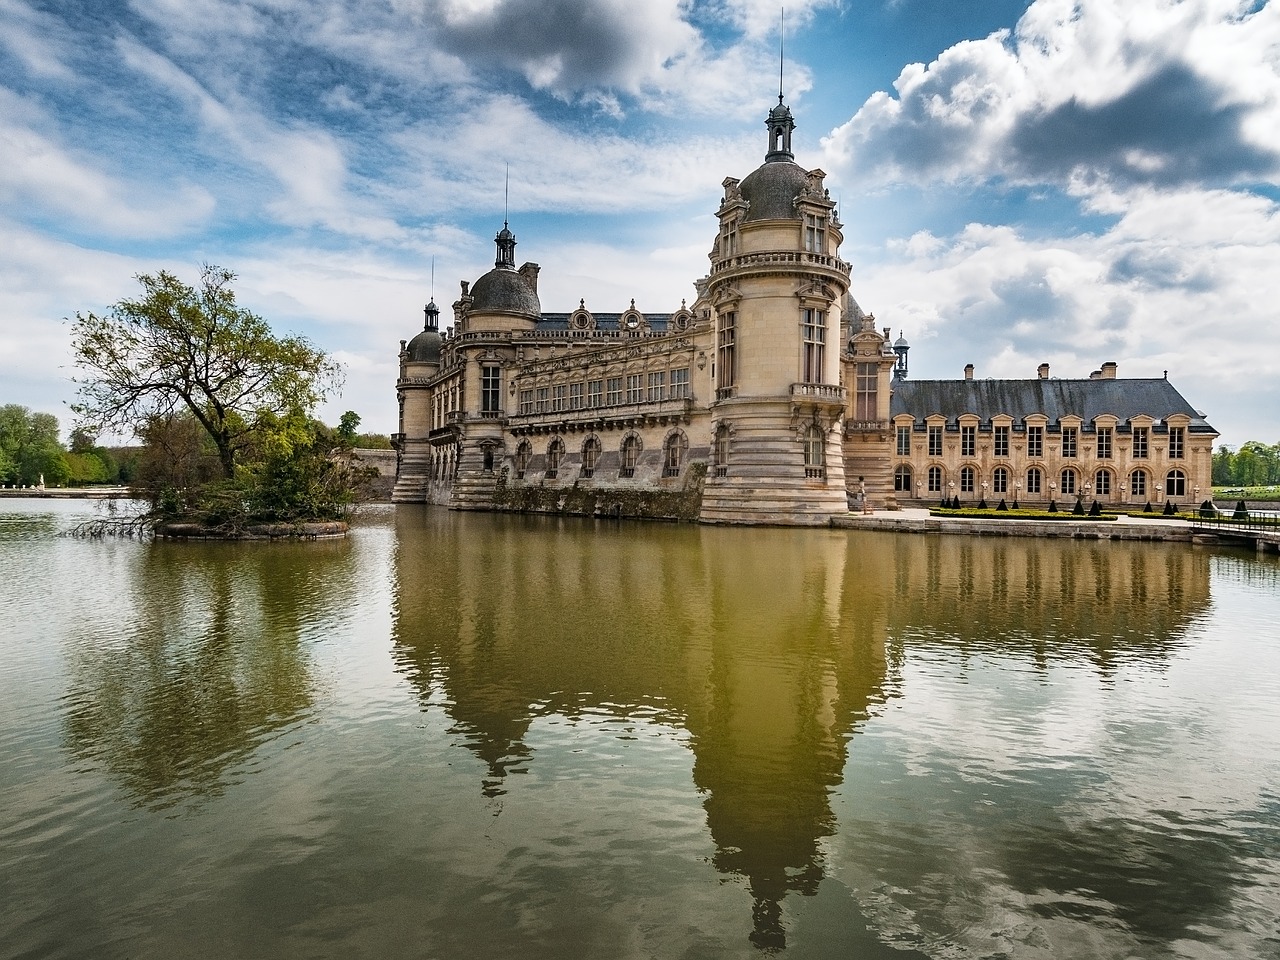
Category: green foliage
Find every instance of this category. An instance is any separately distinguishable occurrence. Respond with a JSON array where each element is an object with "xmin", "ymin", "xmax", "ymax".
[
  {"xmin": 1213, "ymin": 441, "xmax": 1280, "ymax": 487},
  {"xmin": 0, "ymin": 404, "xmax": 70, "ymax": 486},
  {"xmin": 71, "ymin": 265, "xmax": 340, "ymax": 479},
  {"xmin": 353, "ymin": 432, "xmax": 393, "ymax": 449}
]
